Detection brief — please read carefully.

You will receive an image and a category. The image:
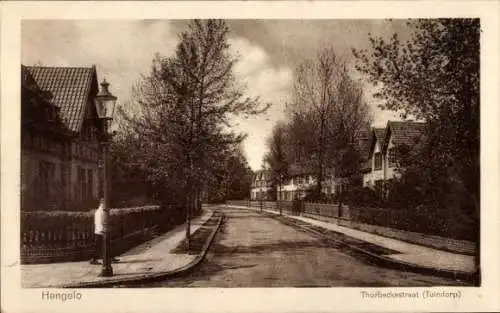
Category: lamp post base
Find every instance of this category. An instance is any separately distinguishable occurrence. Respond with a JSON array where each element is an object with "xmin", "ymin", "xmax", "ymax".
[
  {"xmin": 99, "ymin": 266, "xmax": 113, "ymax": 277},
  {"xmin": 99, "ymin": 231, "xmax": 113, "ymax": 277}
]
